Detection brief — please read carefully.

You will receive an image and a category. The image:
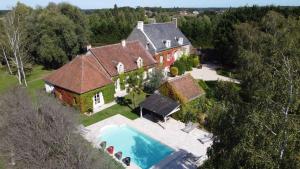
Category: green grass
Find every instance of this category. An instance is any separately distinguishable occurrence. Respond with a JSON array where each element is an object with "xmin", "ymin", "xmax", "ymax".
[
  {"xmin": 0, "ymin": 65, "xmax": 52, "ymax": 95},
  {"xmin": 216, "ymin": 67, "xmax": 237, "ymax": 78},
  {"xmin": 81, "ymin": 92, "xmax": 146, "ymax": 126},
  {"xmin": 0, "ymin": 68, "xmax": 18, "ymax": 93}
]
